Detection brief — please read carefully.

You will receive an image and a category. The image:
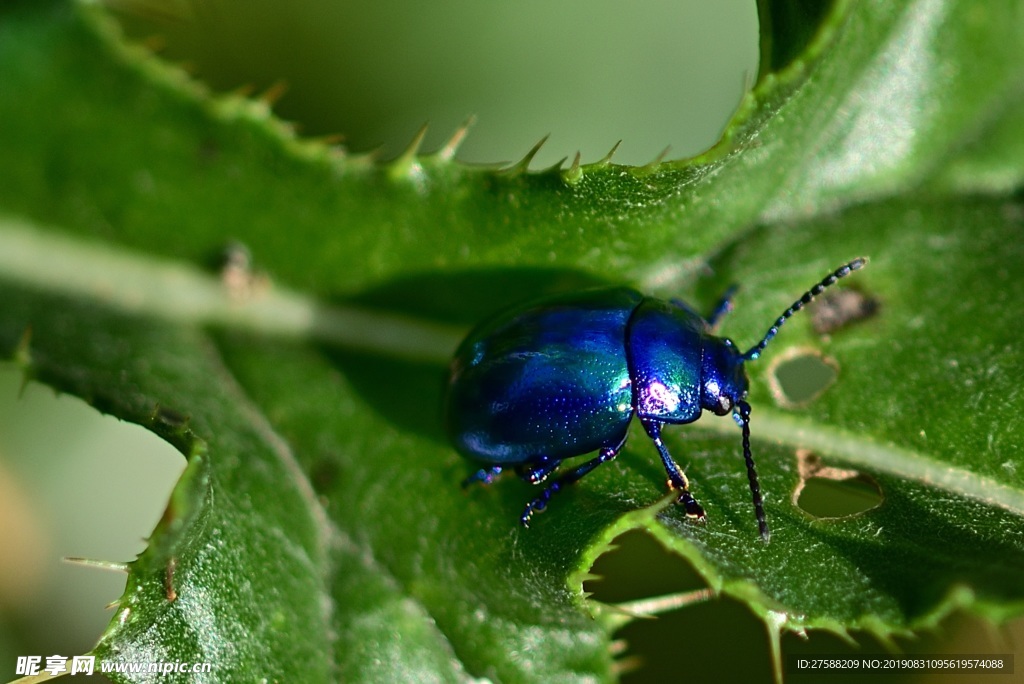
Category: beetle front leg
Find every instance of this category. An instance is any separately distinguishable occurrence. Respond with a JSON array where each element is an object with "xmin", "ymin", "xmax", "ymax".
[
  {"xmin": 706, "ymin": 284, "xmax": 738, "ymax": 329},
  {"xmin": 640, "ymin": 418, "xmax": 706, "ymax": 520}
]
